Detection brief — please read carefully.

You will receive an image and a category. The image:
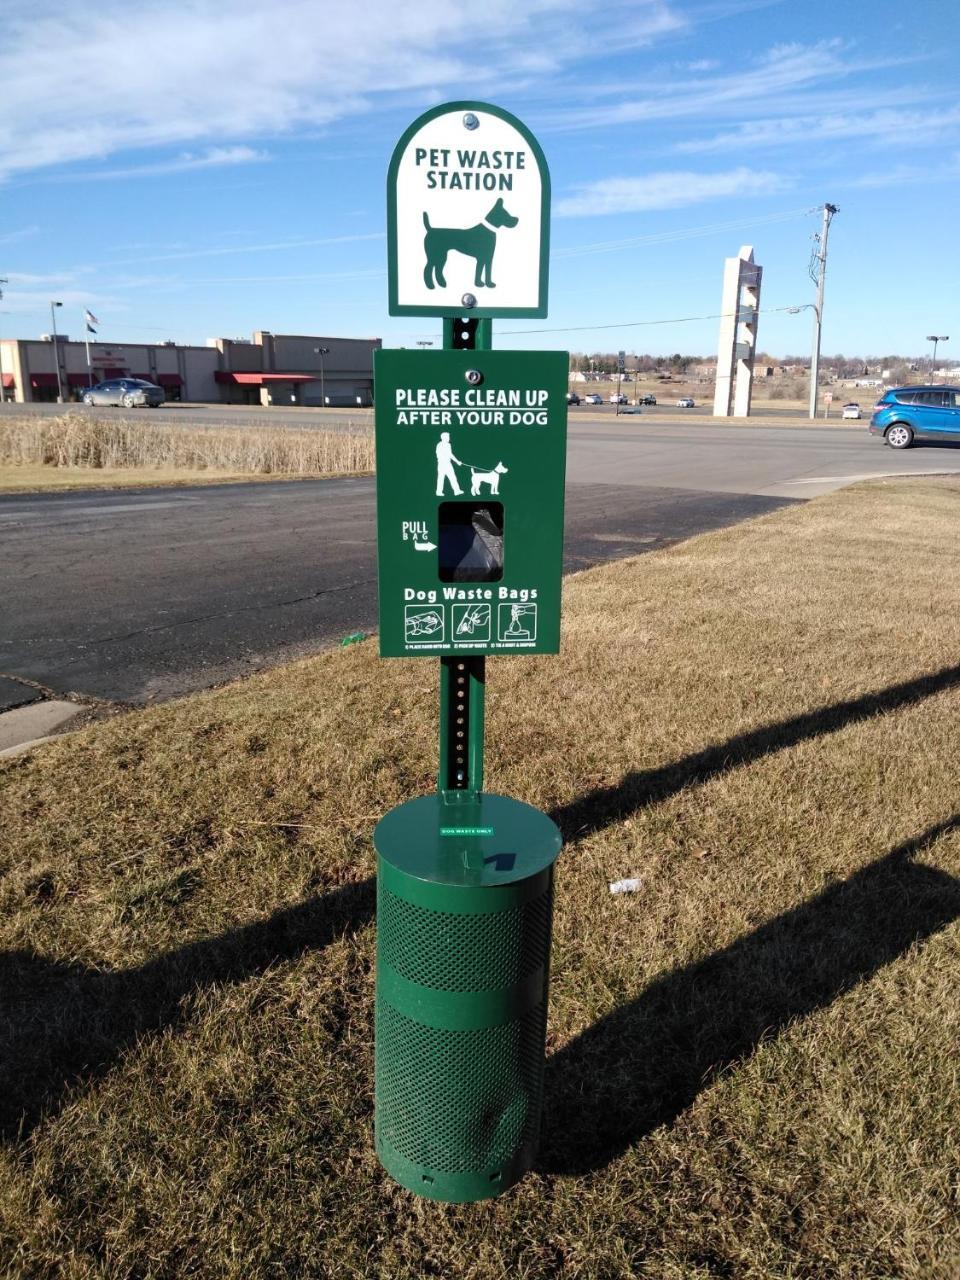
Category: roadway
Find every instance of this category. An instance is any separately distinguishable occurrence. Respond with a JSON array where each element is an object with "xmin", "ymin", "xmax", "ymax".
[
  {"xmin": 2, "ymin": 398, "xmax": 812, "ymax": 430},
  {"xmin": 2, "ymin": 421, "xmax": 959, "ymax": 705}
]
